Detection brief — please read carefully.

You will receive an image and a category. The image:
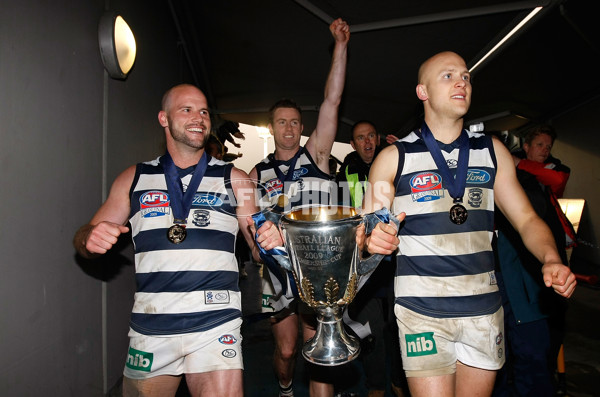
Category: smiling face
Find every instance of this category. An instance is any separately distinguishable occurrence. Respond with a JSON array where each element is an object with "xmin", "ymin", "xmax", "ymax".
[
  {"xmin": 351, "ymin": 122, "xmax": 379, "ymax": 164},
  {"xmin": 524, "ymin": 133, "xmax": 553, "ymax": 163},
  {"xmin": 269, "ymin": 106, "xmax": 304, "ymax": 152},
  {"xmin": 416, "ymin": 51, "xmax": 472, "ymax": 120},
  {"xmin": 158, "ymin": 84, "xmax": 211, "ymax": 150}
]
